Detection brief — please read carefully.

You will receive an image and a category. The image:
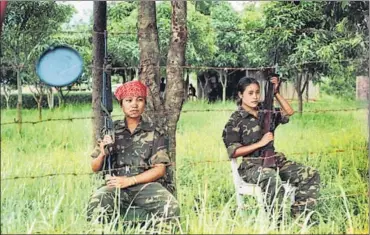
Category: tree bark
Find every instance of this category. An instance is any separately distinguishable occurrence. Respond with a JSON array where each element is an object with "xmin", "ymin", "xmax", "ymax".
[
  {"xmin": 46, "ymin": 87, "xmax": 54, "ymax": 109},
  {"xmin": 198, "ymin": 72, "xmax": 209, "ymax": 99},
  {"xmin": 218, "ymin": 70, "xmax": 227, "ymax": 103},
  {"xmin": 92, "ymin": 1, "xmax": 107, "ymax": 144},
  {"xmin": 164, "ymin": 0, "xmax": 187, "ymax": 196},
  {"xmin": 29, "ymin": 84, "xmax": 44, "ymax": 121},
  {"xmin": 184, "ymin": 69, "xmax": 189, "ymax": 99},
  {"xmin": 306, "ymin": 78, "xmax": 309, "ymax": 102},
  {"xmin": 138, "ymin": 0, "xmax": 163, "ymax": 126},
  {"xmin": 2, "ymin": 85, "xmax": 10, "ymax": 109},
  {"xmin": 38, "ymin": 101, "xmax": 42, "ymax": 121},
  {"xmin": 123, "ymin": 69, "xmax": 127, "ymax": 83},
  {"xmin": 300, "ymin": 72, "xmax": 309, "ymax": 110},
  {"xmin": 16, "ymin": 69, "xmax": 22, "ymax": 134},
  {"xmin": 135, "ymin": 68, "xmax": 138, "ymax": 80},
  {"xmin": 295, "ymin": 72, "xmax": 303, "ymax": 115},
  {"xmin": 138, "ymin": 0, "xmax": 187, "ymax": 196}
]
